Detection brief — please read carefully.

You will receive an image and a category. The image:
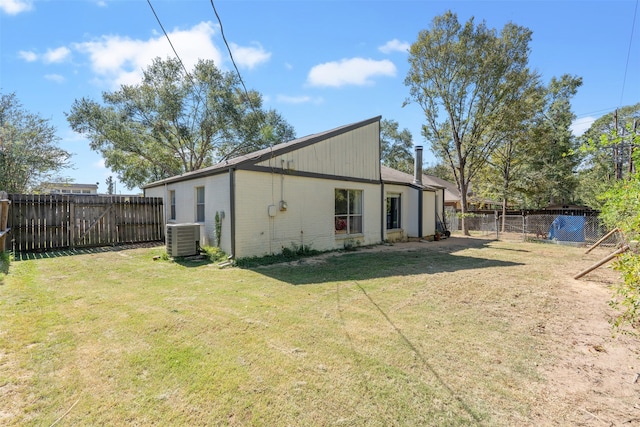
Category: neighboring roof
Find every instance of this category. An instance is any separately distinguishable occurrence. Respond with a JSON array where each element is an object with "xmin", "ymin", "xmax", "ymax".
[
  {"xmin": 143, "ymin": 116, "xmax": 382, "ymax": 189},
  {"xmin": 380, "ymin": 166, "xmax": 438, "ymax": 191},
  {"xmin": 44, "ymin": 183, "xmax": 98, "ymax": 189},
  {"xmin": 421, "ymin": 174, "xmax": 460, "ymax": 203}
]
